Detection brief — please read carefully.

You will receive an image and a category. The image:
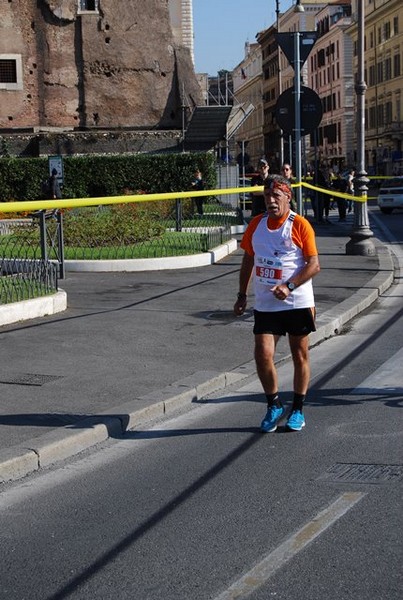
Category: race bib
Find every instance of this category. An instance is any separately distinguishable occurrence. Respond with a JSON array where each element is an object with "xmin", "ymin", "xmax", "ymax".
[{"xmin": 255, "ymin": 256, "xmax": 283, "ymax": 286}]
